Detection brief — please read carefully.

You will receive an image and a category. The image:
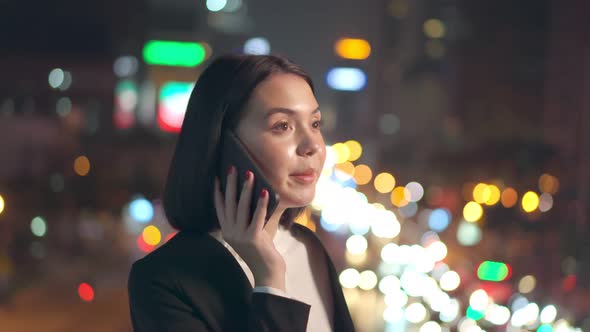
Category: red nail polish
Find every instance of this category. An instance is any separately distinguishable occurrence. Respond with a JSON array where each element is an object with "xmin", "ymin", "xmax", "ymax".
[
  {"xmin": 245, "ymin": 170, "xmax": 253, "ymax": 180},
  {"xmin": 260, "ymin": 189, "xmax": 268, "ymax": 198},
  {"xmin": 227, "ymin": 166, "xmax": 235, "ymax": 175}
]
